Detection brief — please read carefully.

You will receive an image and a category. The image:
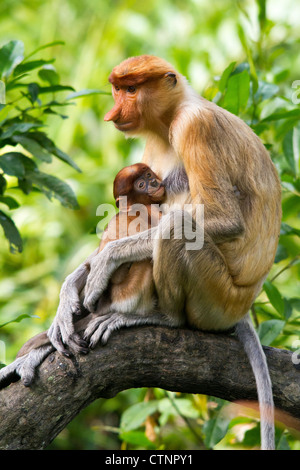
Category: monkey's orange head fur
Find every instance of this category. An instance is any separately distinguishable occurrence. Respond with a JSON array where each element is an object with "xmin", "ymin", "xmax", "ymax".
[
  {"xmin": 113, "ymin": 164, "xmax": 148, "ymax": 199},
  {"xmin": 108, "ymin": 55, "xmax": 177, "ymax": 87},
  {"xmin": 113, "ymin": 163, "xmax": 164, "ymax": 208}
]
